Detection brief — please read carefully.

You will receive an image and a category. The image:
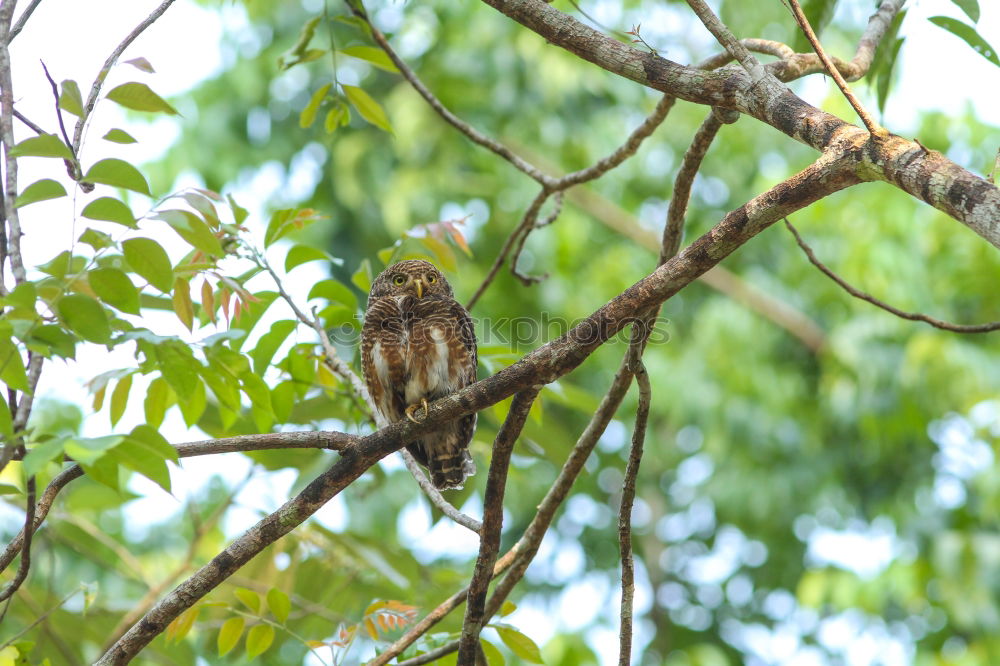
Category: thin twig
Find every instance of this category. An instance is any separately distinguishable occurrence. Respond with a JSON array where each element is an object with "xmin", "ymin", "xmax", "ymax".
[
  {"xmin": 684, "ymin": 0, "xmax": 770, "ymax": 86},
  {"xmin": 350, "ymin": 5, "xmax": 554, "ymax": 188},
  {"xmin": 71, "ymin": 0, "xmax": 177, "ymax": 155},
  {"xmin": 617, "ymin": 363, "xmax": 650, "ymax": 665},
  {"xmin": 466, "ymin": 188, "xmax": 551, "ymax": 310},
  {"xmin": 0, "ymin": 585, "xmax": 83, "ymax": 650},
  {"xmin": 0, "ymin": 1, "xmax": 26, "ymax": 286},
  {"xmin": 697, "ymin": 38, "xmax": 795, "ymax": 70},
  {"xmin": 401, "ymin": 449, "xmax": 482, "ymax": 534},
  {"xmin": 12, "ymin": 108, "xmax": 44, "ymax": 135},
  {"xmin": 457, "ymin": 388, "xmax": 540, "ymax": 663},
  {"xmin": 784, "ymin": 0, "xmax": 882, "ymax": 137},
  {"xmin": 784, "ymin": 220, "xmax": 1000, "ymax": 333},
  {"xmin": 39, "ymin": 60, "xmax": 74, "ymax": 153},
  {"xmin": 661, "ymin": 110, "xmax": 725, "ymax": 262},
  {"xmin": 7, "ymin": 0, "xmax": 41, "ymax": 43}
]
